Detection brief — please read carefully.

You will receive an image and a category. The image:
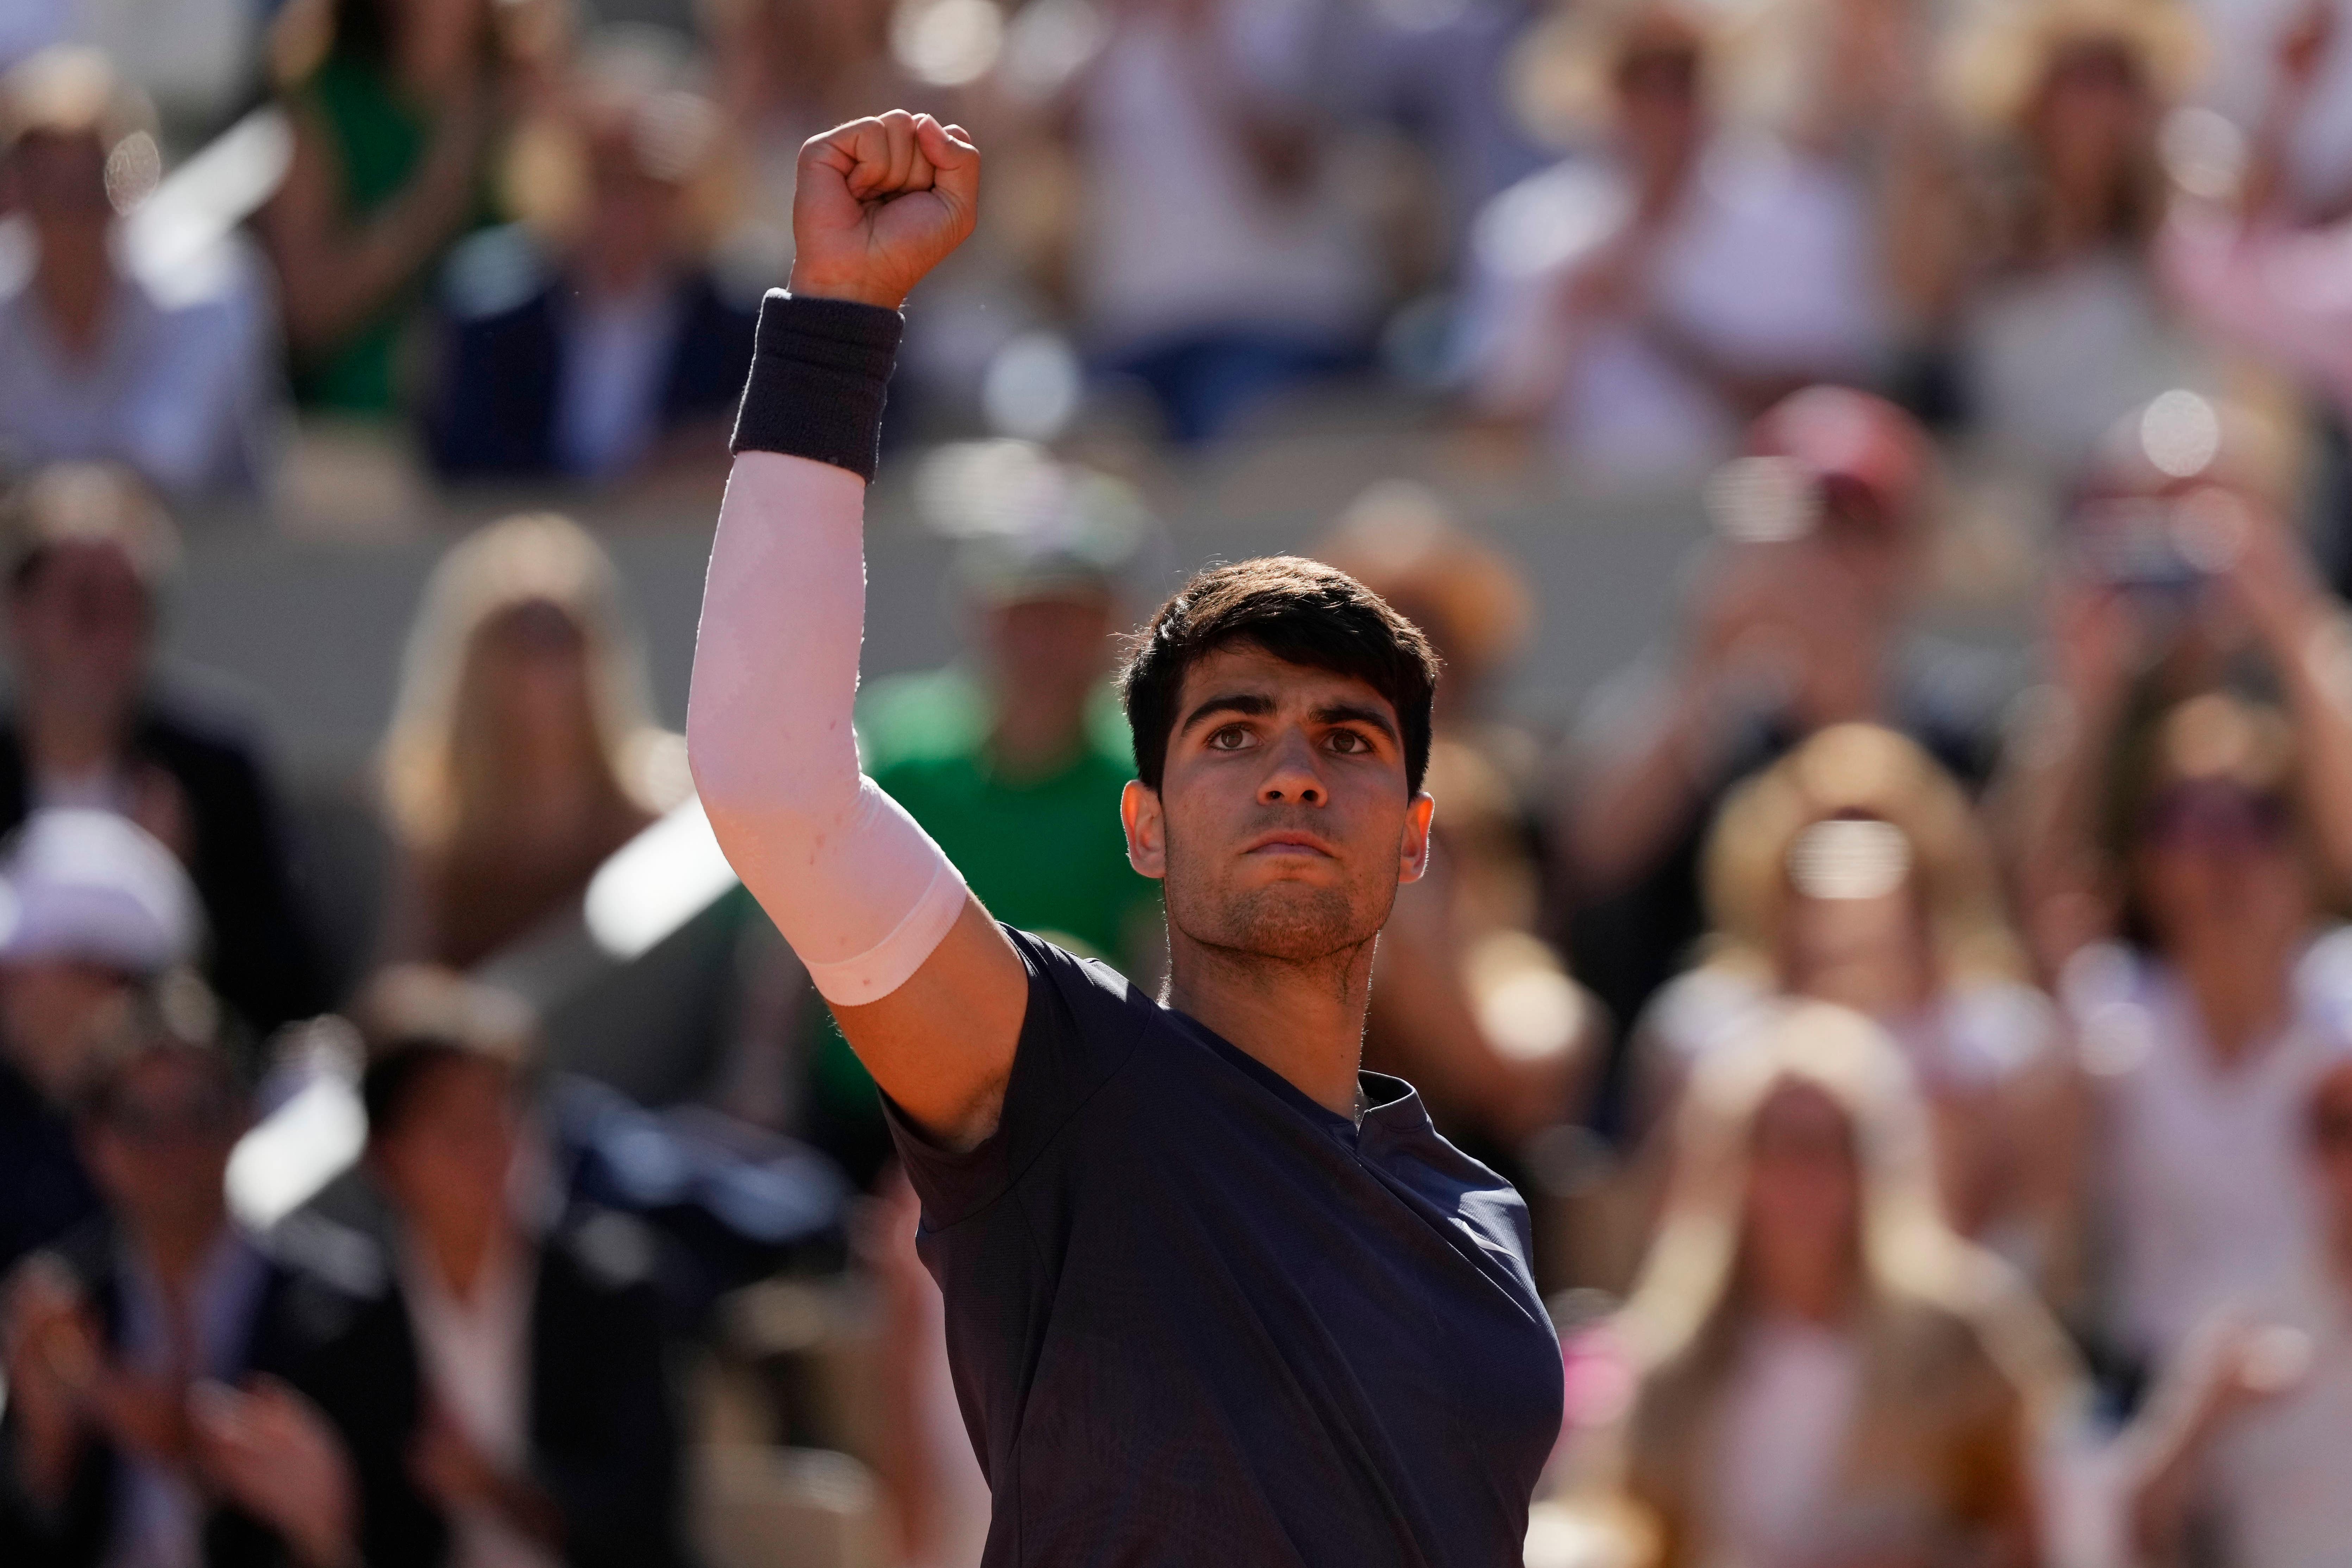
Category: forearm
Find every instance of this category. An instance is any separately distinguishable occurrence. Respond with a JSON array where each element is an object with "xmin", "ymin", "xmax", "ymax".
[
  {"xmin": 272, "ymin": 108, "xmax": 485, "ymax": 354},
  {"xmin": 686, "ymin": 293, "xmax": 968, "ymax": 1004}
]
